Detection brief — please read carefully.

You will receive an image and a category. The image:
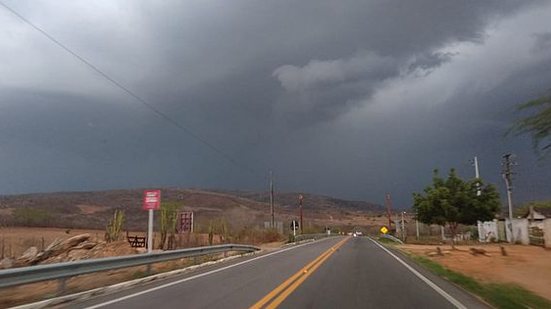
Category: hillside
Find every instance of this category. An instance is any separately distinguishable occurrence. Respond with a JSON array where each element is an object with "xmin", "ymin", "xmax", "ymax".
[{"xmin": 0, "ymin": 188, "xmax": 384, "ymax": 233}]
